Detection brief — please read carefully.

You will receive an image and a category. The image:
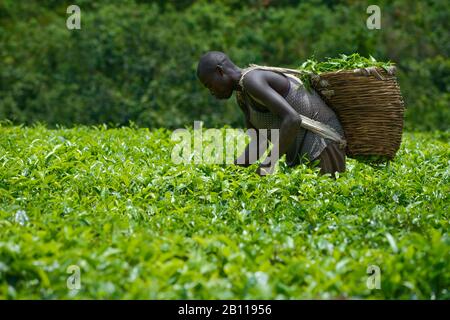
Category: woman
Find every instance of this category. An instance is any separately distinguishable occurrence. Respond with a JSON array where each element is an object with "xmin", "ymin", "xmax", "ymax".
[{"xmin": 197, "ymin": 51, "xmax": 346, "ymax": 177}]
